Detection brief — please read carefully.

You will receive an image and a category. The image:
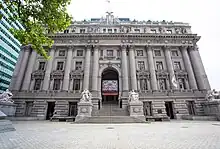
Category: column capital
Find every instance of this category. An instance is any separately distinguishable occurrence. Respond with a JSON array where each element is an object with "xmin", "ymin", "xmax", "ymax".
[
  {"xmin": 120, "ymin": 45, "xmax": 127, "ymax": 50},
  {"xmin": 180, "ymin": 46, "xmax": 188, "ymax": 51},
  {"xmin": 67, "ymin": 45, "xmax": 74, "ymax": 50},
  {"xmin": 188, "ymin": 45, "xmax": 199, "ymax": 51},
  {"xmin": 85, "ymin": 44, "xmax": 92, "ymax": 49},
  {"xmin": 162, "ymin": 45, "xmax": 171, "ymax": 50},
  {"xmin": 93, "ymin": 45, "xmax": 100, "ymax": 49},
  {"xmin": 127, "ymin": 44, "xmax": 135, "ymax": 49}
]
